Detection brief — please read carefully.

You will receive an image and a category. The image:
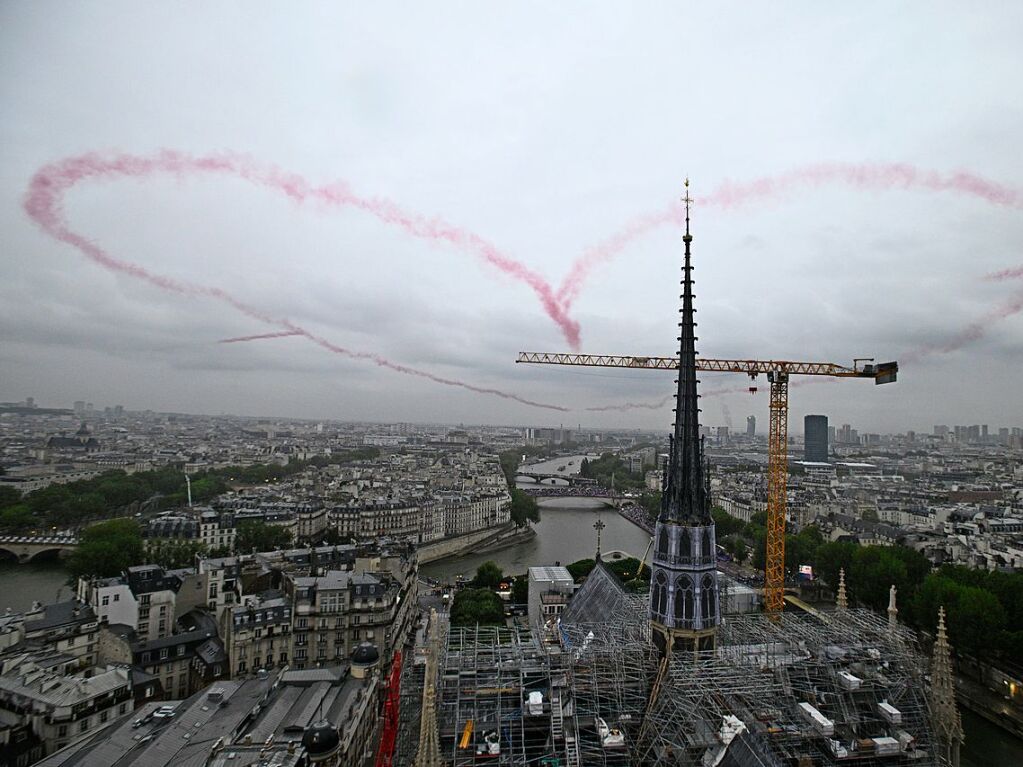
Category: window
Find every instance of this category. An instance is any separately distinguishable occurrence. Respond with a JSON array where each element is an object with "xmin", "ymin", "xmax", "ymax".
[
  {"xmin": 119, "ymin": 703, "xmax": 128, "ymax": 714},
  {"xmin": 100, "ymin": 710, "xmax": 108, "ymax": 723},
  {"xmin": 58, "ymin": 725, "xmax": 68, "ymax": 737},
  {"xmin": 79, "ymin": 720, "xmax": 89, "ymax": 733},
  {"xmin": 140, "ymin": 594, "xmax": 151, "ymax": 606},
  {"xmin": 177, "ymin": 645, "xmax": 185, "ymax": 657},
  {"xmin": 113, "ymin": 594, "xmax": 119, "ymax": 602},
  {"xmin": 160, "ymin": 648, "xmax": 169, "ymax": 660},
  {"xmin": 101, "ymin": 596, "xmax": 109, "ymax": 606}
]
